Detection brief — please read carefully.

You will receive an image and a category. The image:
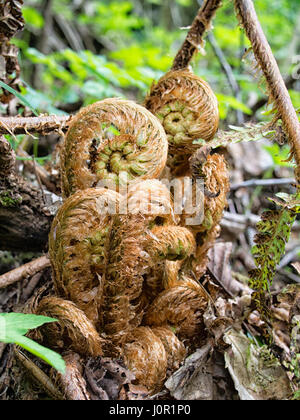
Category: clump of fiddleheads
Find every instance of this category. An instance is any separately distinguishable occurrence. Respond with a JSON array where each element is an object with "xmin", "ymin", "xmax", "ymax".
[
  {"xmin": 29, "ymin": 80, "xmax": 229, "ymax": 394},
  {"xmin": 61, "ymin": 98, "xmax": 168, "ymax": 197},
  {"xmin": 144, "ymin": 69, "xmax": 219, "ymax": 174}
]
